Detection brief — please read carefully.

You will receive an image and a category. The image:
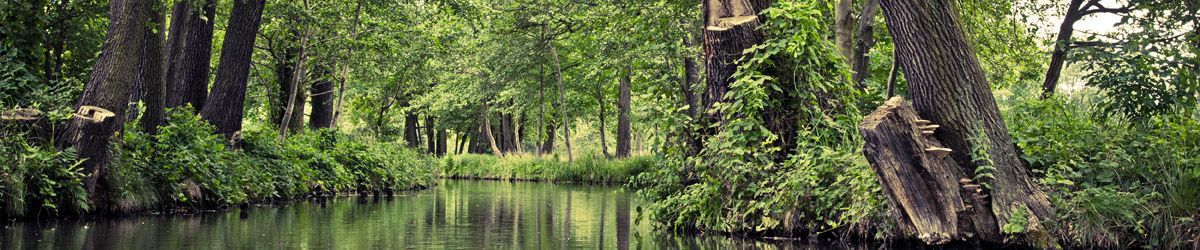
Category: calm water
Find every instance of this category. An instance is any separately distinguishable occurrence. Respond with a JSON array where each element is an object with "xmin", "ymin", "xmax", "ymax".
[{"xmin": 1, "ymin": 180, "xmax": 841, "ymax": 249}]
